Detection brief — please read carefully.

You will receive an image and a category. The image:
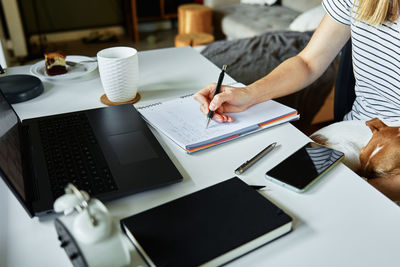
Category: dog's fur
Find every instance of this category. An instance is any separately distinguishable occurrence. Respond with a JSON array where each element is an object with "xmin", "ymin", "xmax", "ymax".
[{"xmin": 311, "ymin": 118, "xmax": 400, "ymax": 179}]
